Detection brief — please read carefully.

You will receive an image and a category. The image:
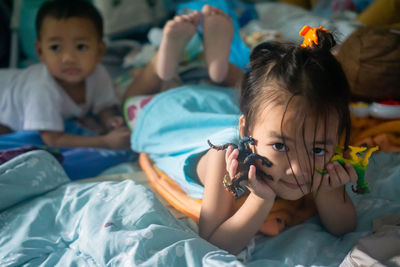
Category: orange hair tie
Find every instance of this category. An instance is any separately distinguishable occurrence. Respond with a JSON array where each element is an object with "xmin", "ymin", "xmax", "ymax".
[{"xmin": 299, "ymin": 25, "xmax": 328, "ymax": 48}]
